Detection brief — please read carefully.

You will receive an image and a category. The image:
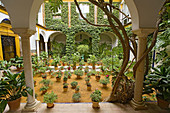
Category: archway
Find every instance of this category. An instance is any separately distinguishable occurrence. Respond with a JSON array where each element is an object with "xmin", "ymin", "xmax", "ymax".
[
  {"xmin": 49, "ymin": 32, "xmax": 66, "ymax": 57},
  {"xmin": 75, "ymin": 32, "xmax": 92, "ymax": 54},
  {"xmin": 39, "ymin": 34, "xmax": 45, "ymax": 53}
]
